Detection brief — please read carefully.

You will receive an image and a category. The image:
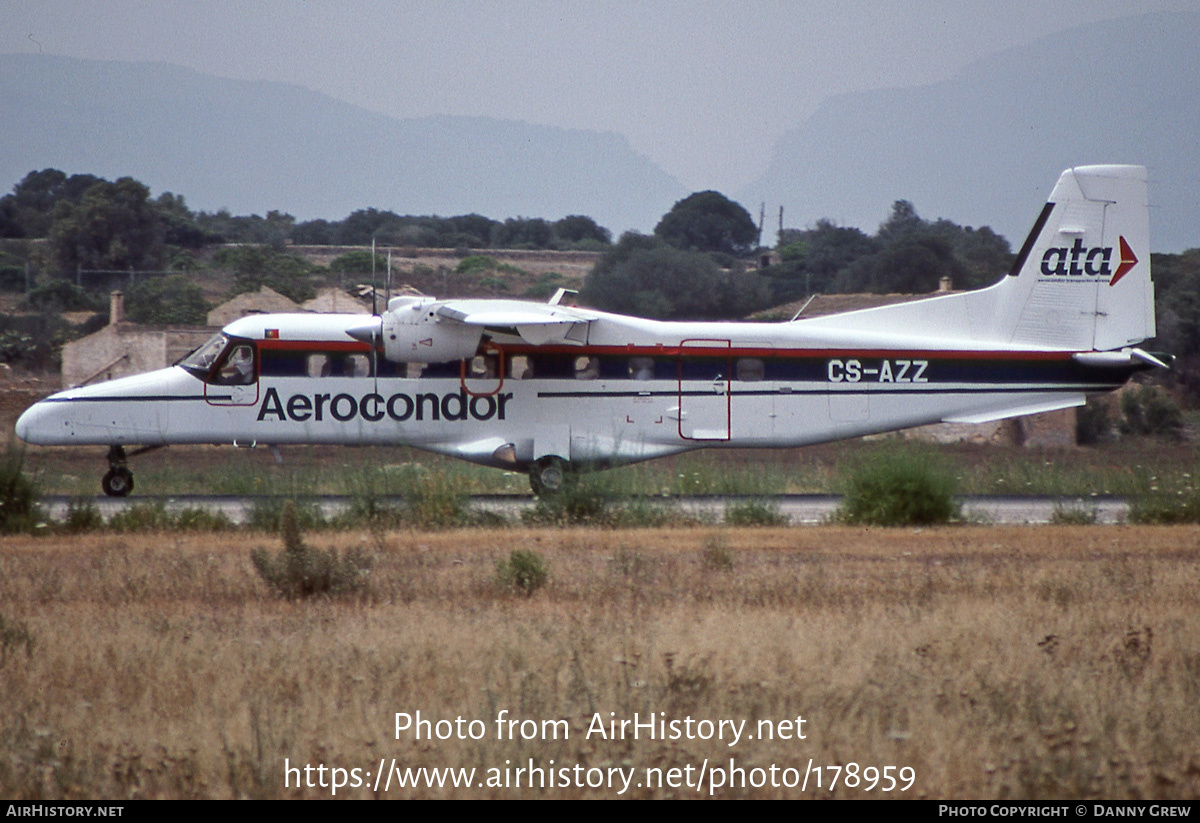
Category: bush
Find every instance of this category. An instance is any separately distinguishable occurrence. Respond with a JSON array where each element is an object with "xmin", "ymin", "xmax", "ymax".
[
  {"xmin": 1075, "ymin": 398, "xmax": 1113, "ymax": 445},
  {"xmin": 838, "ymin": 448, "xmax": 960, "ymax": 526},
  {"xmin": 63, "ymin": 497, "xmax": 103, "ymax": 532},
  {"xmin": 1119, "ymin": 385, "xmax": 1184, "ymax": 439},
  {"xmin": 404, "ymin": 471, "xmax": 470, "ymax": 529},
  {"xmin": 0, "ymin": 445, "xmax": 39, "ymax": 533},
  {"xmin": 1128, "ymin": 489, "xmax": 1200, "ymax": 524},
  {"xmin": 1050, "ymin": 502, "xmax": 1098, "ymax": 525},
  {"xmin": 724, "ymin": 499, "xmax": 788, "ymax": 526},
  {"xmin": 522, "ymin": 483, "xmax": 607, "ymax": 526},
  {"xmin": 250, "ymin": 501, "xmax": 372, "ymax": 598},
  {"xmin": 496, "ymin": 549, "xmax": 548, "ymax": 596},
  {"xmin": 107, "ymin": 502, "xmax": 176, "ymax": 532},
  {"xmin": 455, "ymin": 255, "xmax": 498, "ymax": 275}
]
